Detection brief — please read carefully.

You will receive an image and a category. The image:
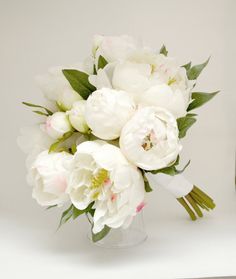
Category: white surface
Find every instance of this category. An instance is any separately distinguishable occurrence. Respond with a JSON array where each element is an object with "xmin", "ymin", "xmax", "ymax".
[{"xmin": 0, "ymin": 0, "xmax": 236, "ymax": 278}]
